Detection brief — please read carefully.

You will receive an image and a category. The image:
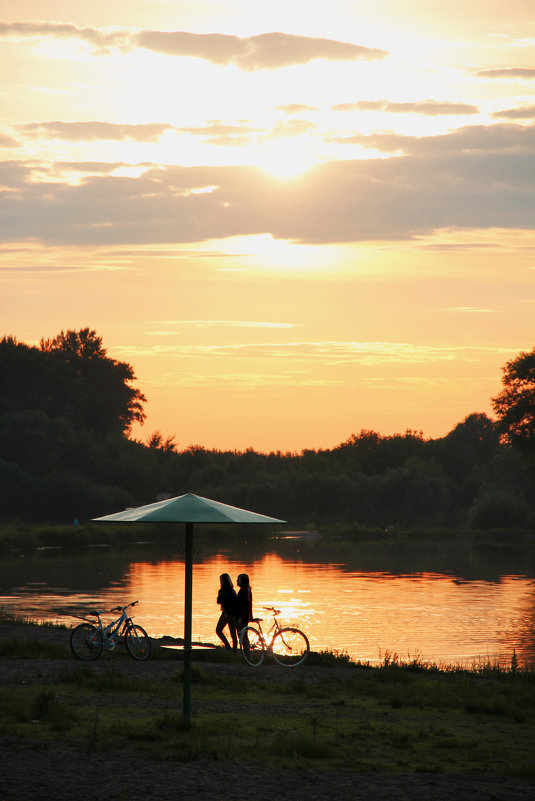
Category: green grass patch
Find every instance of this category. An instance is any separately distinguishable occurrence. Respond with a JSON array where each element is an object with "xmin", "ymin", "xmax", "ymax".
[
  {"xmin": 56, "ymin": 665, "xmax": 152, "ymax": 693},
  {"xmin": 0, "ymin": 636, "xmax": 68, "ymax": 660},
  {"xmin": 307, "ymin": 648, "xmax": 354, "ymax": 667},
  {"xmin": 0, "ymin": 686, "xmax": 77, "ymax": 733}
]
